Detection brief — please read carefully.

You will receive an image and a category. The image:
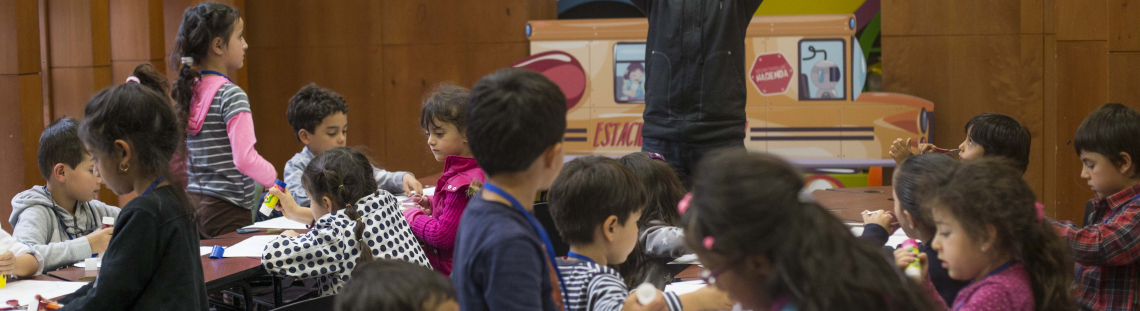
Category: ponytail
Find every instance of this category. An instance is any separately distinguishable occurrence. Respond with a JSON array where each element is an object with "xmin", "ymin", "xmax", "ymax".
[
  {"xmin": 1021, "ymin": 219, "xmax": 1075, "ymax": 311},
  {"xmin": 169, "ymin": 3, "xmax": 240, "ymax": 123}
]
